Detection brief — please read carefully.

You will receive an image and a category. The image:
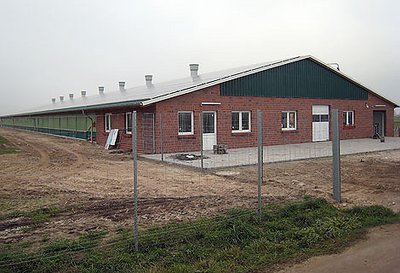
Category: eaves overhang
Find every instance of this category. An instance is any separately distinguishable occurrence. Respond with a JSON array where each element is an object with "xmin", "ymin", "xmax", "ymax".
[{"xmin": 0, "ymin": 99, "xmax": 147, "ymax": 118}]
